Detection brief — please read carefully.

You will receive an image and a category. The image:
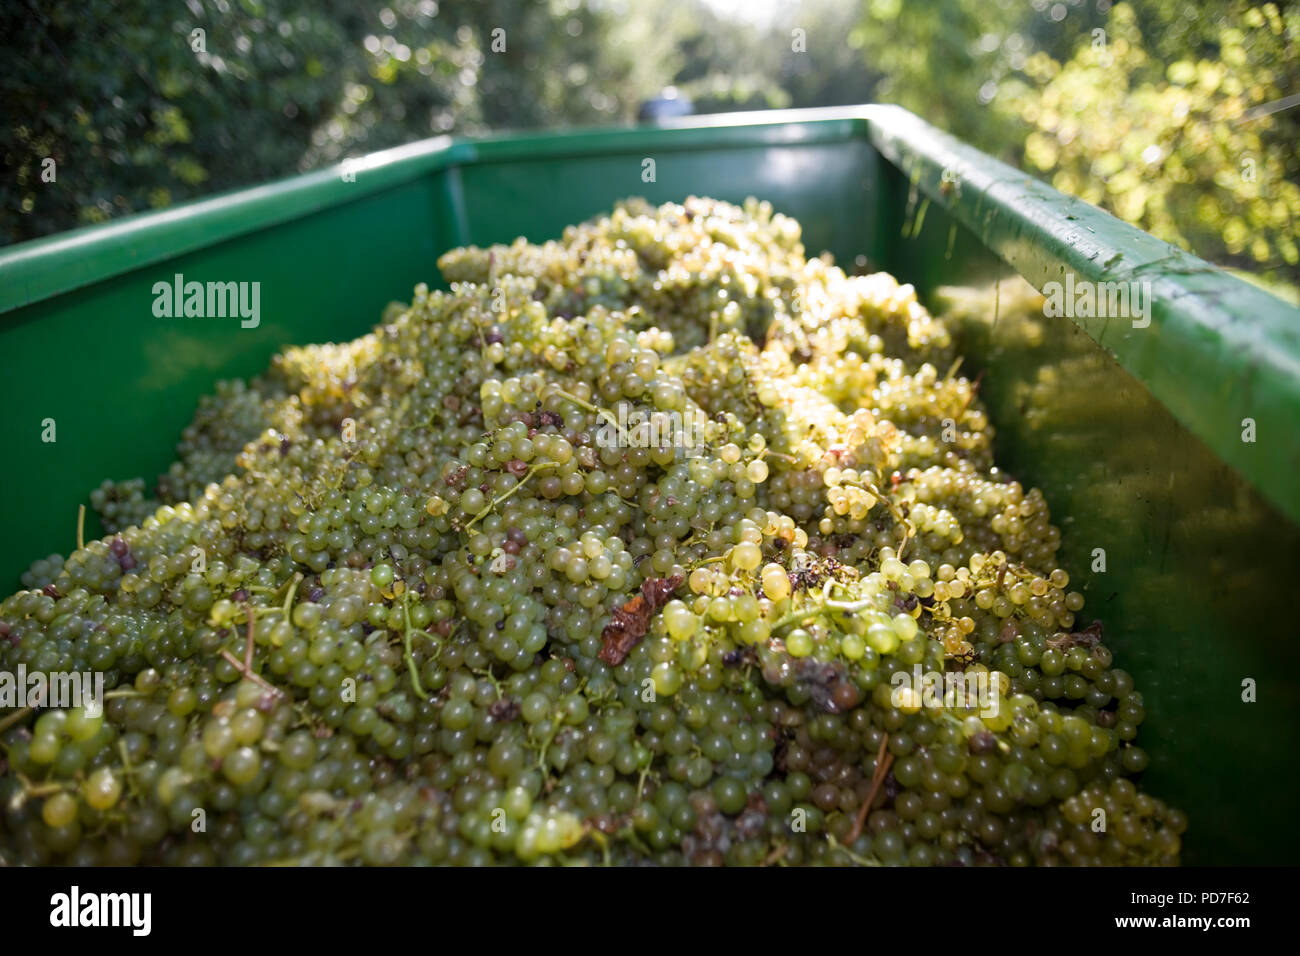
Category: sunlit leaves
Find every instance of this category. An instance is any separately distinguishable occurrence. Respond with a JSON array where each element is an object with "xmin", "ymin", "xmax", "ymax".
[{"xmin": 1005, "ymin": 2, "xmax": 1300, "ymax": 281}]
